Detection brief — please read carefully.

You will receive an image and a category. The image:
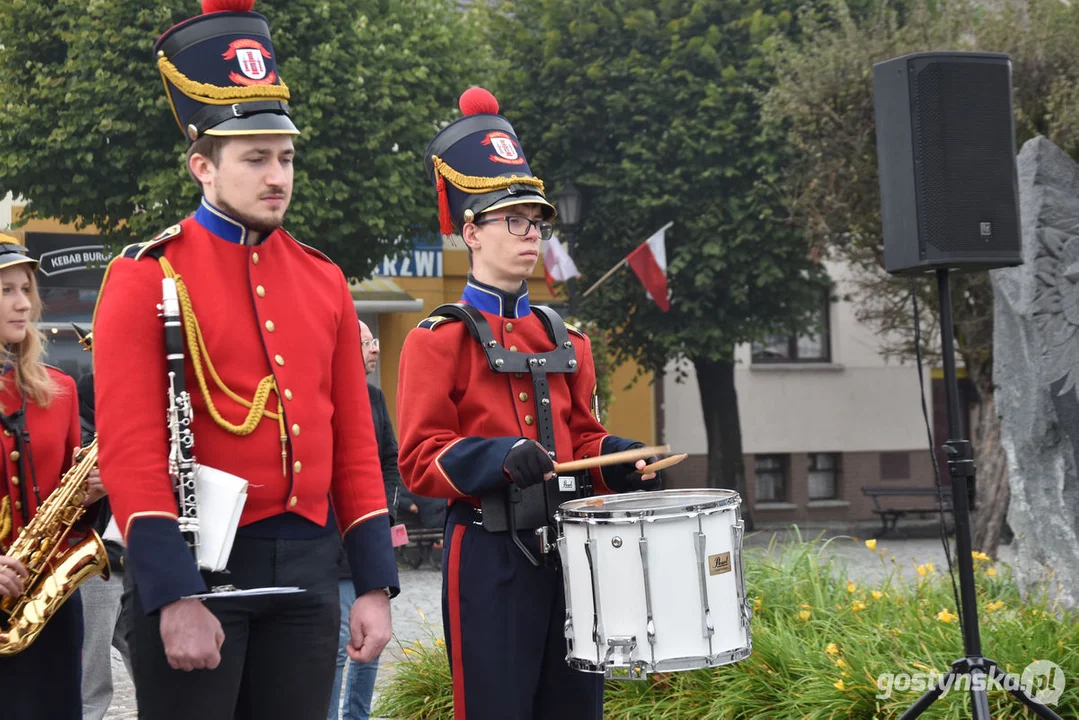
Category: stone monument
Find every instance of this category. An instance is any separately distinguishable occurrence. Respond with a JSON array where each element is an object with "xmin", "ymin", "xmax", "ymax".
[{"xmin": 993, "ymin": 135, "xmax": 1079, "ymax": 610}]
